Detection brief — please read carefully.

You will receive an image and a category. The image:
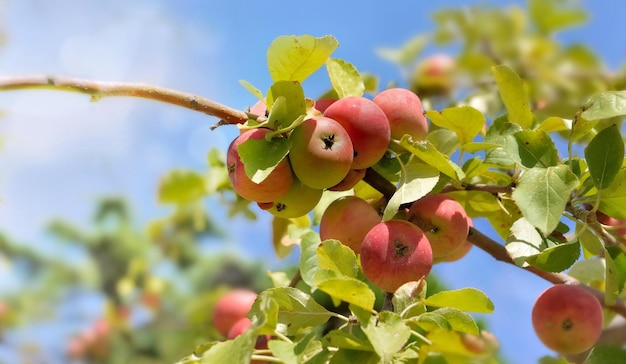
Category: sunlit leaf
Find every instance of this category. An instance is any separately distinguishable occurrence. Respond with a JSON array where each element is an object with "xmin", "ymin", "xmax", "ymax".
[
  {"xmin": 158, "ymin": 170, "xmax": 206, "ymax": 205},
  {"xmin": 584, "ymin": 124, "xmax": 624, "ymax": 190},
  {"xmin": 353, "ymin": 308, "xmax": 410, "ymax": 362},
  {"xmin": 322, "ymin": 330, "xmax": 373, "ymax": 351},
  {"xmin": 508, "ymin": 129, "xmax": 559, "ymax": 168},
  {"xmin": 598, "ymin": 168, "xmax": 626, "ymax": 220},
  {"xmin": 326, "ymin": 58, "xmax": 364, "ymax": 98},
  {"xmin": 525, "ymin": 242, "xmax": 581, "ymax": 272},
  {"xmin": 238, "ymin": 79, "xmax": 264, "ymax": 101},
  {"xmin": 398, "ymin": 136, "xmax": 464, "ymax": 180},
  {"xmin": 383, "ymin": 158, "xmax": 439, "ymax": 221},
  {"xmin": 317, "ymin": 239, "xmax": 359, "ymax": 278},
  {"xmin": 492, "ymin": 65, "xmax": 533, "ymax": 129},
  {"xmin": 238, "ymin": 136, "xmax": 291, "ymax": 183},
  {"xmin": 423, "ymin": 288, "xmax": 494, "ymax": 313},
  {"xmin": 315, "ymin": 273, "xmax": 376, "ymax": 311},
  {"xmin": 426, "ymin": 106, "xmax": 485, "ymax": 146},
  {"xmin": 581, "ymin": 91, "xmax": 626, "ymax": 120},
  {"xmin": 529, "ymin": 0, "xmax": 587, "ymax": 34},
  {"xmin": 299, "ymin": 230, "xmax": 323, "ymax": 287},
  {"xmin": 512, "ymin": 165, "xmax": 578, "ymax": 234},
  {"xmin": 506, "ymin": 218, "xmax": 546, "ymax": 265},
  {"xmin": 375, "ymin": 34, "xmax": 429, "ymax": 66},
  {"xmin": 267, "ymin": 35, "xmax": 338, "ymax": 82}
]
